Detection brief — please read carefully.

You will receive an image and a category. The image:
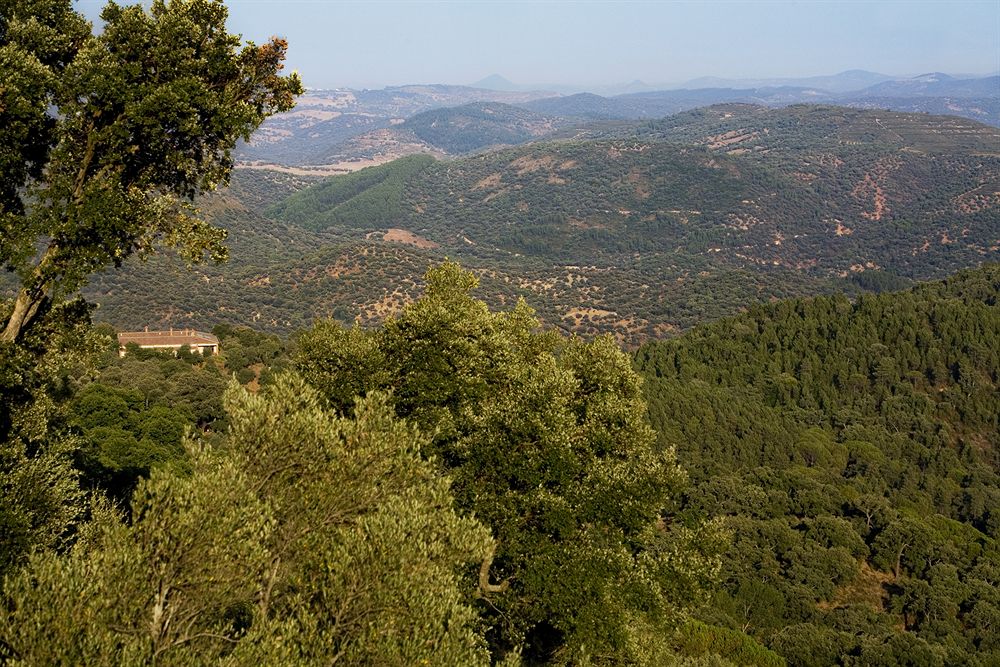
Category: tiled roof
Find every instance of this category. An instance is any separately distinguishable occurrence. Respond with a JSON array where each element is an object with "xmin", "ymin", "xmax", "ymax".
[{"xmin": 117, "ymin": 329, "xmax": 219, "ymax": 347}]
